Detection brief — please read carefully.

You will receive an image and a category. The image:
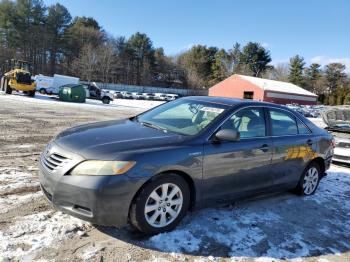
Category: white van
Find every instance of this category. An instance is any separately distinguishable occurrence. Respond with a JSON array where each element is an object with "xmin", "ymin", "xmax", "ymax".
[
  {"xmin": 35, "ymin": 75, "xmax": 54, "ymax": 94},
  {"xmin": 46, "ymin": 74, "xmax": 79, "ymax": 95}
]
